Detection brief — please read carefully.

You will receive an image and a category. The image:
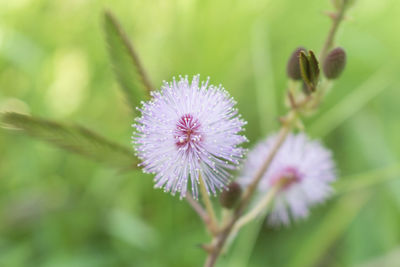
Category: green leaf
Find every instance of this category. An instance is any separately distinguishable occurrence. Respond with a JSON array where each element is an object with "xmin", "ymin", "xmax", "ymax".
[
  {"xmin": 103, "ymin": 10, "xmax": 152, "ymax": 112},
  {"xmin": 1, "ymin": 112, "xmax": 138, "ymax": 170}
]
